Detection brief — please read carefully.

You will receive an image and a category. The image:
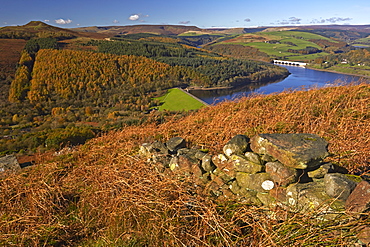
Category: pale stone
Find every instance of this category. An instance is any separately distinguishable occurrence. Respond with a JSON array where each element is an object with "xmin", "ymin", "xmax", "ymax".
[{"xmin": 261, "ymin": 180, "xmax": 275, "ymax": 190}]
